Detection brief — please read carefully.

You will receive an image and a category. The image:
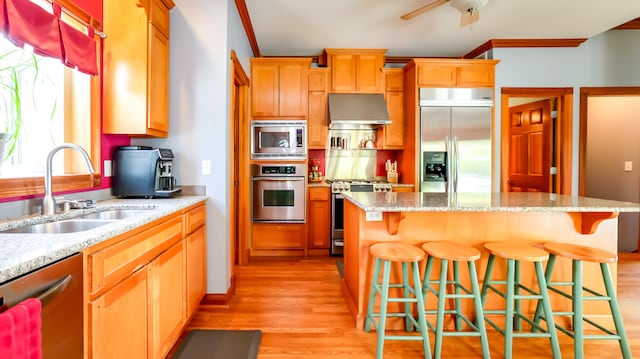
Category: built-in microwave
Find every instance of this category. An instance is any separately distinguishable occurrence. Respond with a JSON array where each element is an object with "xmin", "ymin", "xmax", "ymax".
[{"xmin": 251, "ymin": 120, "xmax": 307, "ymax": 160}]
